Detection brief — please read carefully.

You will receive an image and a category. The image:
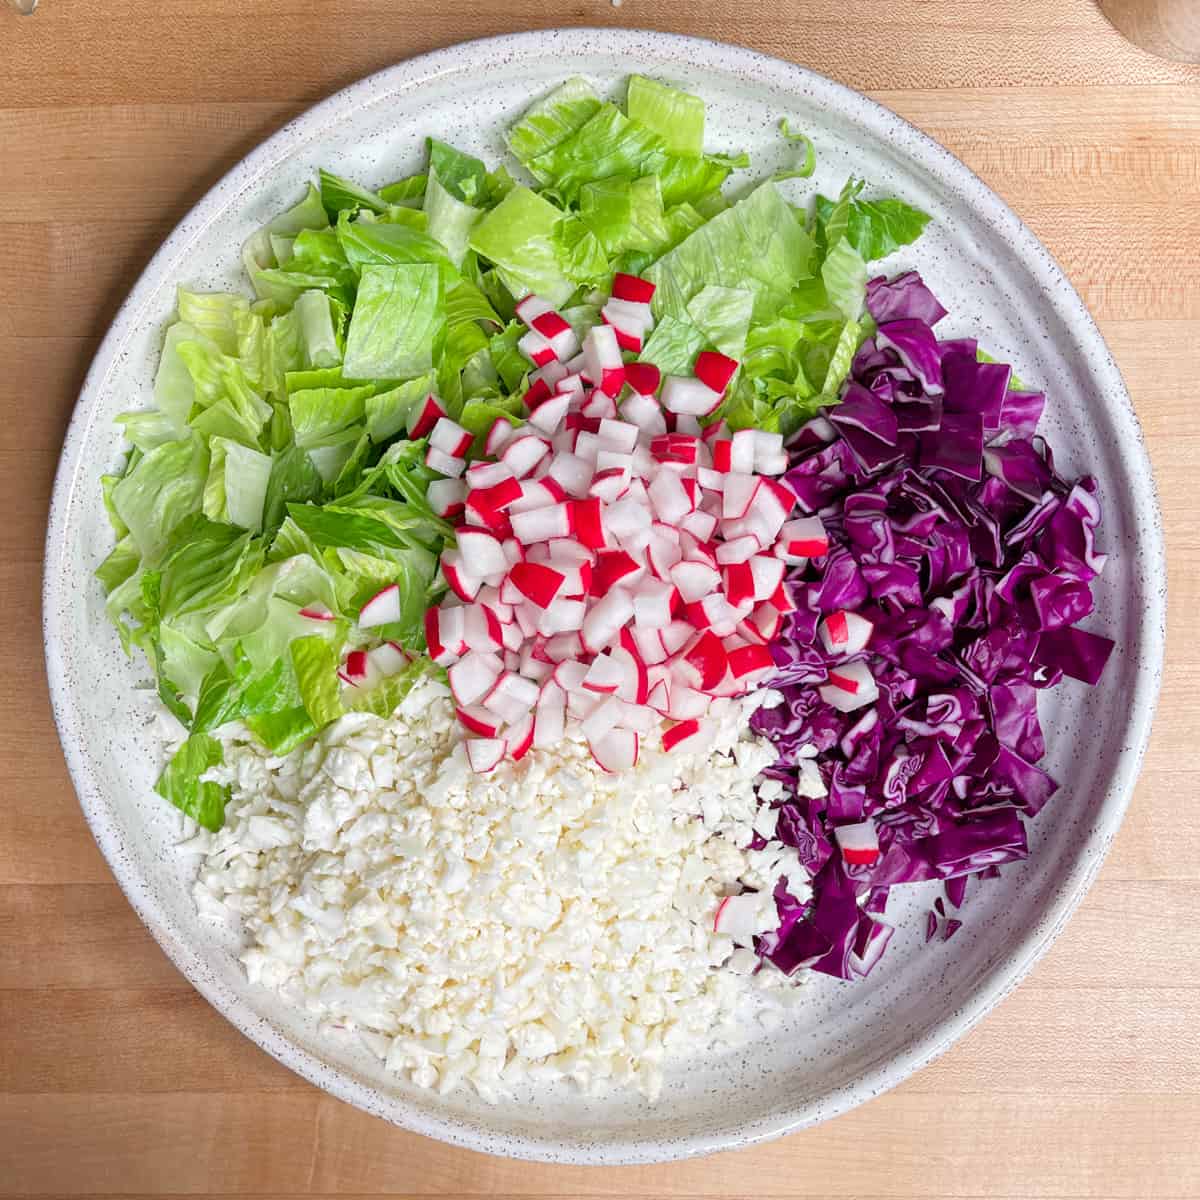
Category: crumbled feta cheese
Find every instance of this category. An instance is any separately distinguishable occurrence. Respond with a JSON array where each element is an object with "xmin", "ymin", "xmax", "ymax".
[{"xmin": 191, "ymin": 678, "xmax": 801, "ymax": 1101}]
